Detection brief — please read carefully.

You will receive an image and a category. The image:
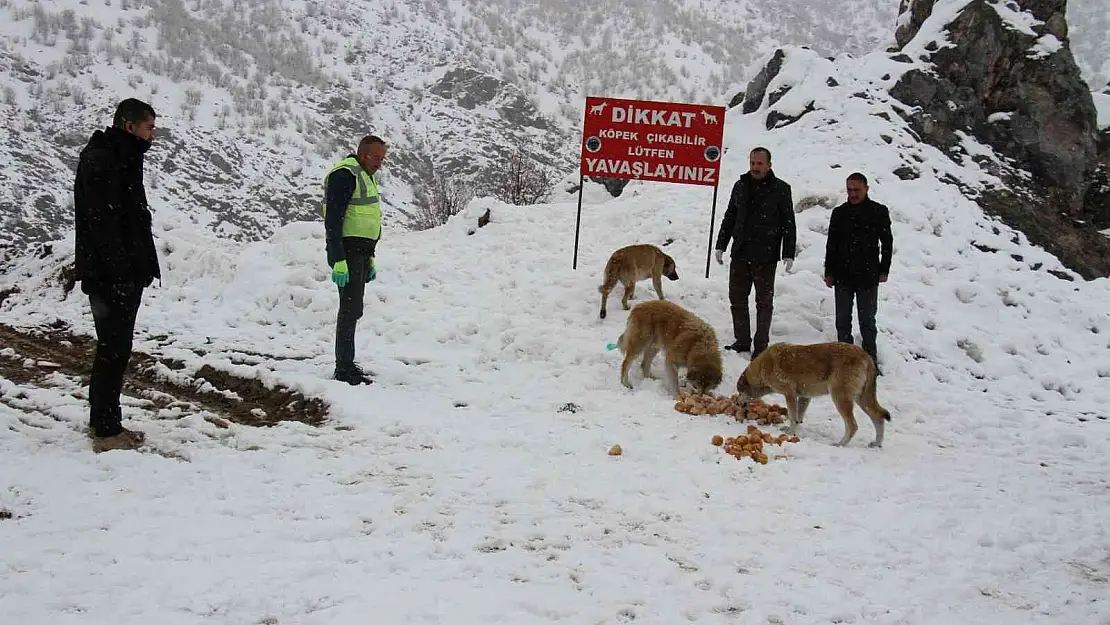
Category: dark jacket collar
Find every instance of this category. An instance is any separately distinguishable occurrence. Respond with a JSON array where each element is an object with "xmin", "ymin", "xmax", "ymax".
[{"xmin": 90, "ymin": 126, "xmax": 152, "ymax": 160}]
